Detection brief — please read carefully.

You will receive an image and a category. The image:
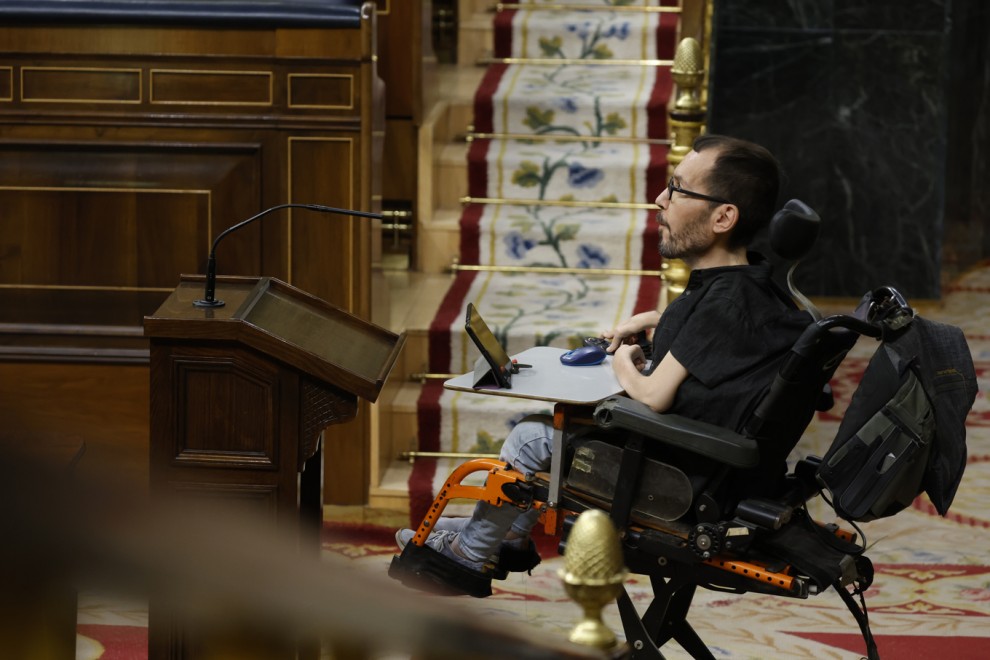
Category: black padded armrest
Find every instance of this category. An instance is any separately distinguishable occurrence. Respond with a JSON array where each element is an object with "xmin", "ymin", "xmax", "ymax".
[
  {"xmin": 0, "ymin": 0, "xmax": 367, "ymax": 28},
  {"xmin": 593, "ymin": 396, "xmax": 759, "ymax": 469}
]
